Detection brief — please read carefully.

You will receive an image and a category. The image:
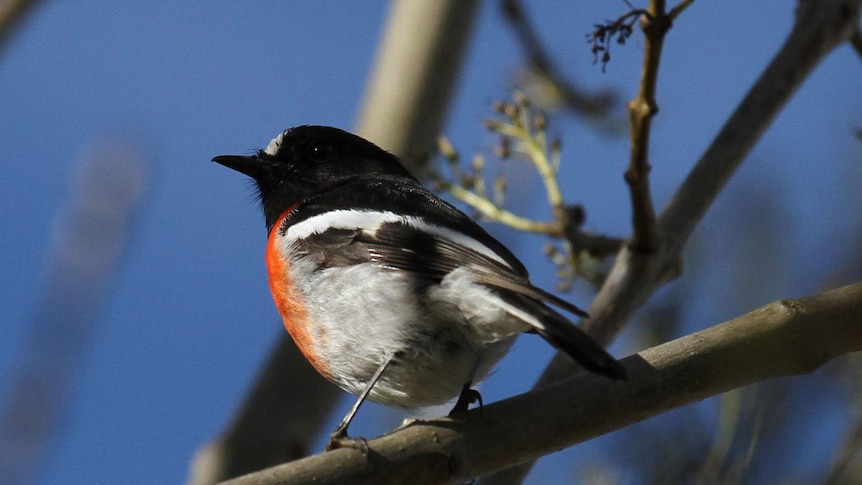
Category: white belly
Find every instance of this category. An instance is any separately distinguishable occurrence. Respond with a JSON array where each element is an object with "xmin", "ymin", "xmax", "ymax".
[{"xmin": 290, "ymin": 260, "xmax": 517, "ymax": 407}]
